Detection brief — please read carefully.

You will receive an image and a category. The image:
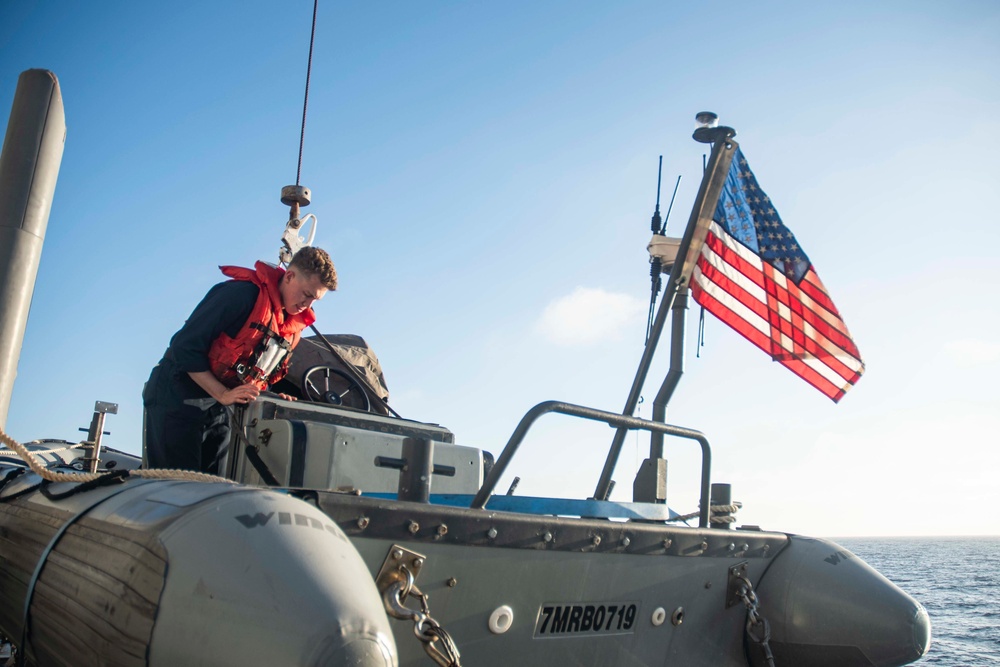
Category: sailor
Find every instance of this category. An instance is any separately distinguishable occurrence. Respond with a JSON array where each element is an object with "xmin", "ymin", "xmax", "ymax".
[{"xmin": 142, "ymin": 247, "xmax": 338, "ymax": 474}]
